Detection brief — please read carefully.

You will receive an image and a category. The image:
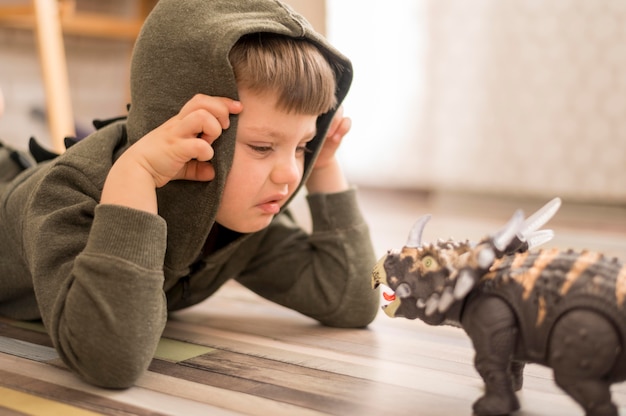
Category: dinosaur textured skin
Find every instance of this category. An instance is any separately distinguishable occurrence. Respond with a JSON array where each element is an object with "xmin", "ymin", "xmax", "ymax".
[{"xmin": 372, "ymin": 199, "xmax": 626, "ymax": 416}]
